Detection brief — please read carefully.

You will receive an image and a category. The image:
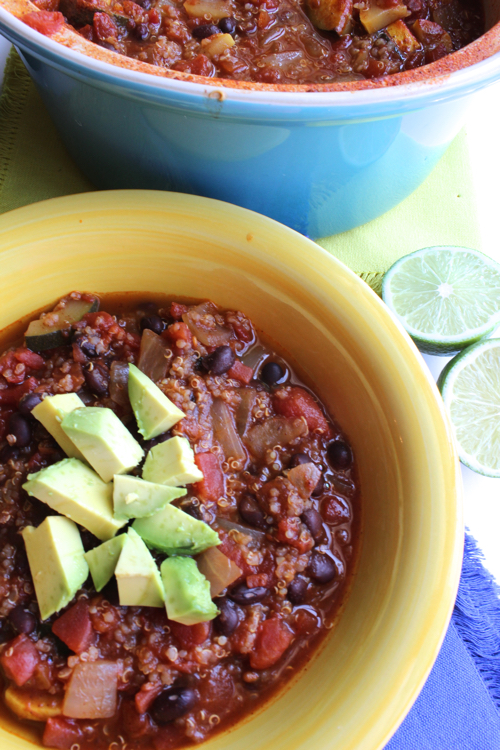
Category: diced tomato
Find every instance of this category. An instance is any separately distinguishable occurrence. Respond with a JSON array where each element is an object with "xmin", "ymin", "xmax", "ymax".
[
  {"xmin": 134, "ymin": 682, "xmax": 163, "ymax": 715},
  {"xmin": 294, "ymin": 608, "xmax": 319, "ymax": 636},
  {"xmin": 227, "ymin": 361, "xmax": 253, "ymax": 384},
  {"xmin": 43, "ymin": 717, "xmax": 83, "ymax": 749},
  {"xmin": 194, "ymin": 452, "xmax": 225, "ymax": 503},
  {"xmin": 52, "ymin": 599, "xmax": 93, "ymax": 654},
  {"xmin": 250, "ymin": 617, "xmax": 294, "ymax": 670},
  {"xmin": 78, "ymin": 23, "xmax": 94, "ymax": 41},
  {"xmin": 170, "ymin": 302, "xmax": 188, "ymax": 320},
  {"xmin": 14, "ymin": 349, "xmax": 45, "ymax": 370},
  {"xmin": 273, "ymin": 387, "xmax": 331, "ymax": 434},
  {"xmin": 0, "ymin": 377, "xmax": 38, "ymax": 406},
  {"xmin": 83, "ymin": 311, "xmax": 115, "ymax": 330},
  {"xmin": 21, "ymin": 10, "xmax": 65, "ymax": 34},
  {"xmin": 276, "ymin": 517, "xmax": 314, "ymax": 553},
  {"xmin": 93, "ymin": 11, "xmax": 119, "ymax": 41},
  {"xmin": 169, "ymin": 621, "xmax": 211, "ymax": 649},
  {"xmin": 322, "ymin": 495, "xmax": 351, "ymax": 525},
  {"xmin": 163, "ymin": 321, "xmax": 193, "ymax": 350},
  {"xmin": 0, "ymin": 634, "xmax": 39, "ymax": 686}
]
